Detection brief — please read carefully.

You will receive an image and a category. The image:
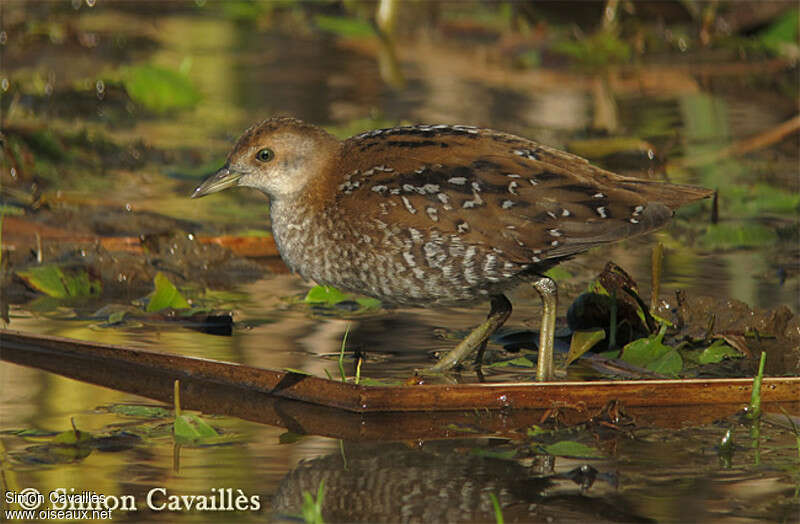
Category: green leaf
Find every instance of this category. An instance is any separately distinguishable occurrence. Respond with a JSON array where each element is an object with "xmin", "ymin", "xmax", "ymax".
[
  {"xmin": 543, "ymin": 266, "xmax": 573, "ymax": 282},
  {"xmin": 303, "ymin": 285, "xmax": 350, "ymax": 305},
  {"xmin": 355, "ymin": 296, "xmax": 381, "ymax": 309},
  {"xmin": 174, "ymin": 414, "xmax": 219, "ymax": 441},
  {"xmin": 488, "ymin": 356, "xmax": 536, "ymax": 368},
  {"xmin": 698, "ymin": 339, "xmax": 742, "ymax": 364},
  {"xmin": 313, "ymin": 14, "xmax": 375, "ymax": 38},
  {"xmin": 147, "ymin": 272, "xmax": 190, "ymax": 312},
  {"xmin": 301, "ymin": 481, "xmax": 325, "ymax": 524},
  {"xmin": 16, "ymin": 265, "xmax": 101, "ymax": 298},
  {"xmin": 17, "ymin": 265, "xmax": 69, "ymax": 297},
  {"xmin": 541, "ymin": 440, "xmax": 604, "ymax": 459},
  {"xmin": 620, "ymin": 324, "xmax": 672, "ymax": 369},
  {"xmin": 566, "ymin": 328, "xmax": 606, "ymax": 366},
  {"xmin": 647, "ymin": 349, "xmax": 682, "ymax": 376},
  {"xmin": 596, "ymin": 349, "xmax": 620, "ymax": 359},
  {"xmin": 53, "ymin": 428, "xmax": 93, "ymax": 445},
  {"xmin": 699, "ymin": 223, "xmax": 778, "ymax": 250},
  {"xmin": 109, "ymin": 404, "xmax": 171, "ymax": 418},
  {"xmin": 758, "ymin": 8, "xmax": 799, "ymax": 55},
  {"xmin": 526, "ymin": 425, "xmax": 547, "ymax": 437},
  {"xmin": 107, "ymin": 310, "xmax": 127, "ymax": 325},
  {"xmin": 445, "ymin": 424, "xmax": 481, "ymax": 434},
  {"xmin": 7, "ymin": 428, "xmax": 57, "ymax": 438},
  {"xmin": 122, "ymin": 65, "xmax": 201, "ymax": 114}
]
